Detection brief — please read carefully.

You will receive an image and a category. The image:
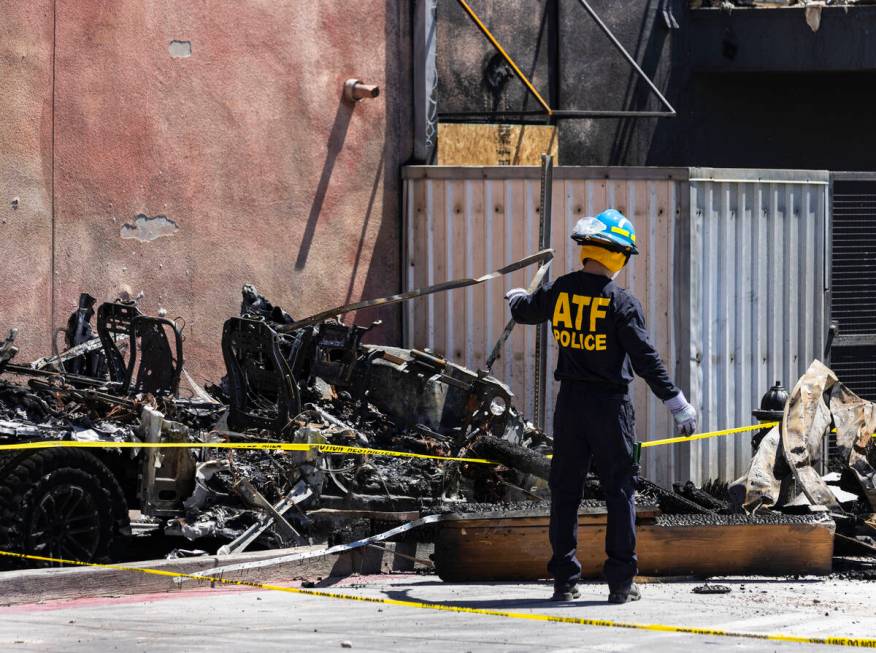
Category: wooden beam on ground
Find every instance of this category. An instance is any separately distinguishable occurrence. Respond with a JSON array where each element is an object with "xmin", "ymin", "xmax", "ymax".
[
  {"xmin": 434, "ymin": 513, "xmax": 835, "ymax": 581},
  {"xmin": 0, "ymin": 545, "xmax": 339, "ymax": 607}
]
